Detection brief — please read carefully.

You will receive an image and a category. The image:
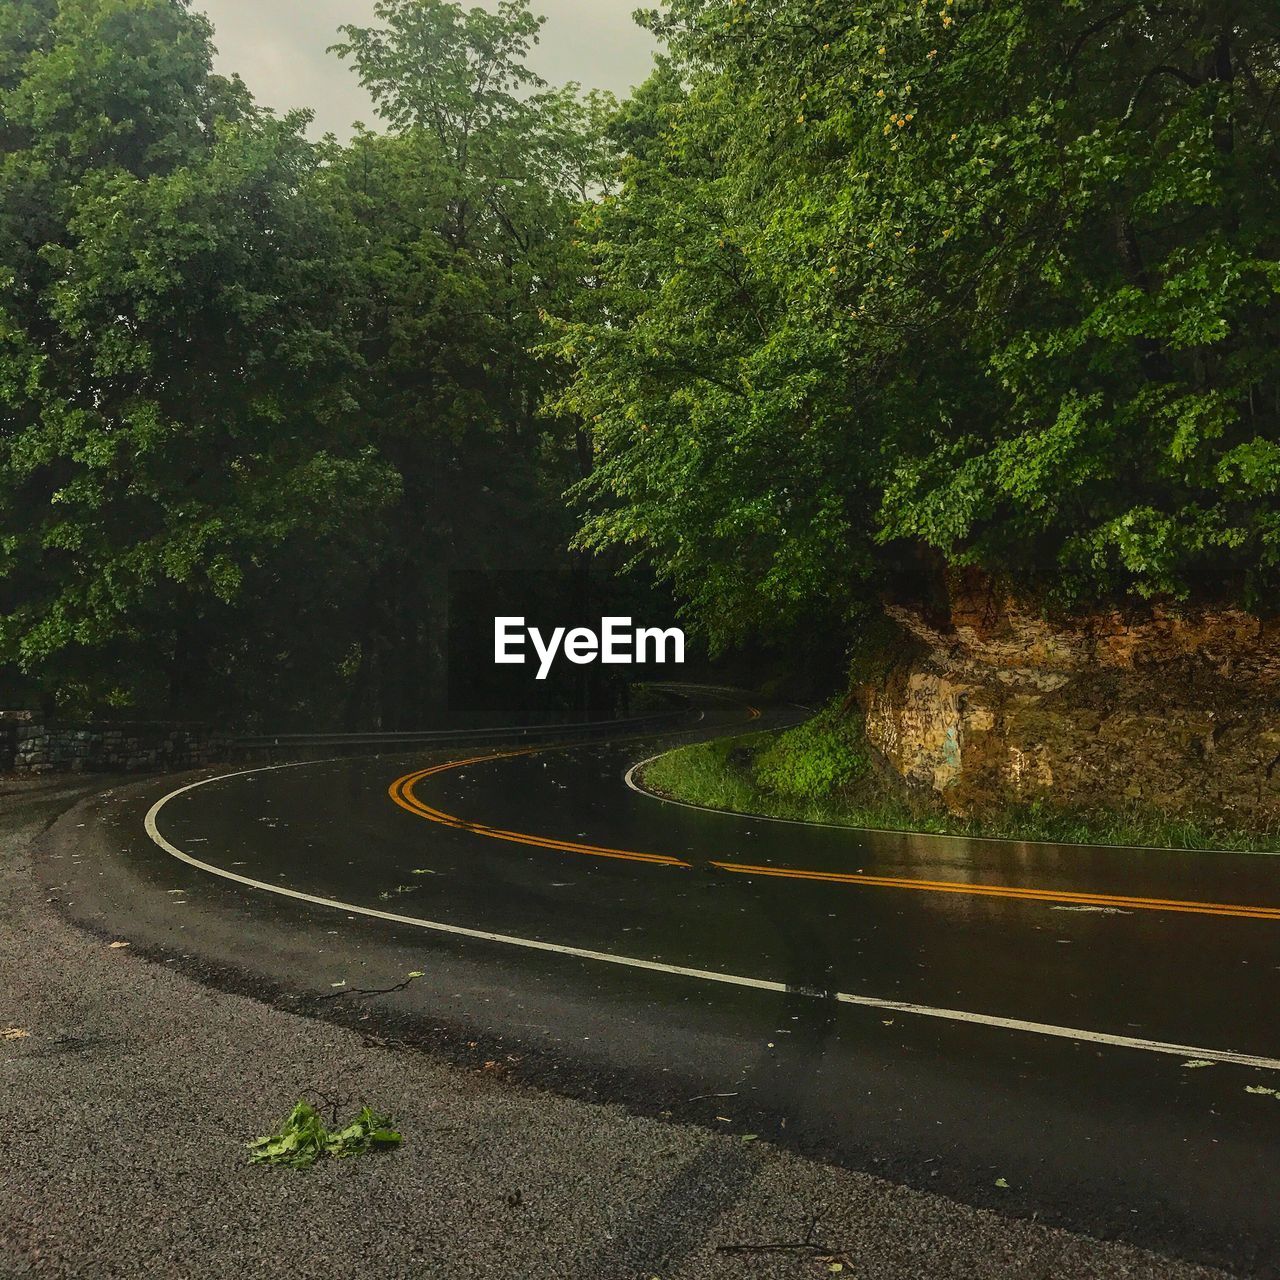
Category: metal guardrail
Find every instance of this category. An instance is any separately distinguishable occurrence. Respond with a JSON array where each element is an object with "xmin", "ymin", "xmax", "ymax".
[{"xmin": 229, "ymin": 699, "xmax": 699, "ymax": 759}]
